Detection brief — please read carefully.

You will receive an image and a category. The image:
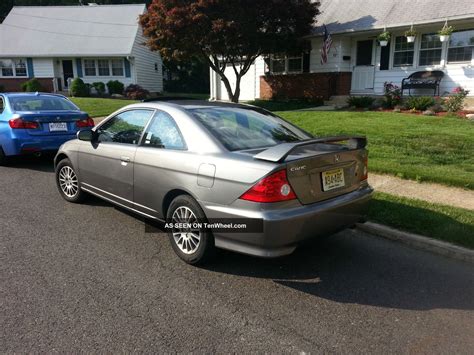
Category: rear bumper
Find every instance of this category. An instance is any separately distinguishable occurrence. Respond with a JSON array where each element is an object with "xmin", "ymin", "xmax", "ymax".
[
  {"xmin": 2, "ymin": 134, "xmax": 76, "ymax": 156},
  {"xmin": 200, "ymin": 185, "xmax": 373, "ymax": 257}
]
